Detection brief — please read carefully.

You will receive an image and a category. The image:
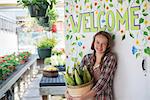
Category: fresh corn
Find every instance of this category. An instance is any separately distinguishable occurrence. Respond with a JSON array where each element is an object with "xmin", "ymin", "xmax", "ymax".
[{"xmin": 74, "ymin": 69, "xmax": 83, "ymax": 85}]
